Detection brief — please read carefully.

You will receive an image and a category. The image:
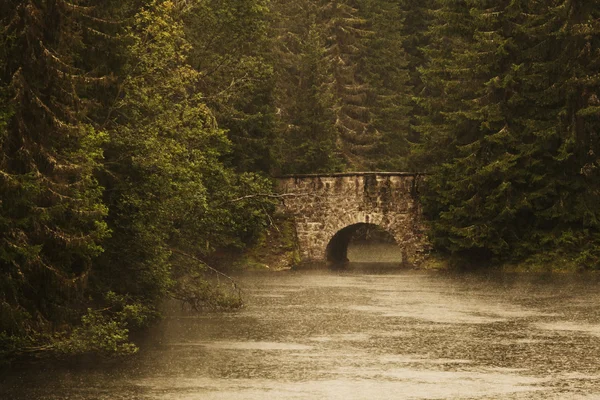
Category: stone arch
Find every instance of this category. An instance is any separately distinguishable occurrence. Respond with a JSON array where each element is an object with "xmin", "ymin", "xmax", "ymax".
[
  {"xmin": 276, "ymin": 173, "xmax": 429, "ymax": 266},
  {"xmin": 325, "ymin": 223, "xmax": 398, "ymax": 264}
]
